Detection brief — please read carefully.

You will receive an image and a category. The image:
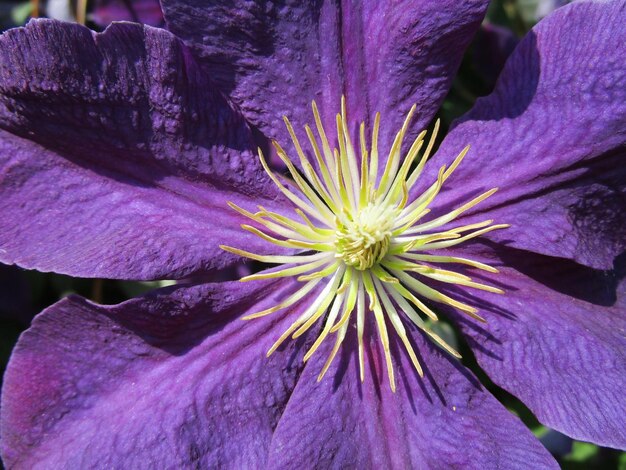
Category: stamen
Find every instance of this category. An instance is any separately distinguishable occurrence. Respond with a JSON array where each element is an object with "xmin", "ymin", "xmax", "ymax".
[
  {"xmin": 311, "ymin": 101, "xmax": 339, "ymax": 191},
  {"xmin": 267, "ymin": 269, "xmax": 343, "ymax": 356},
  {"xmin": 227, "ymin": 202, "xmax": 309, "ymax": 241},
  {"xmin": 221, "ymin": 96, "xmax": 507, "ymax": 392},
  {"xmin": 401, "ymin": 254, "xmax": 499, "ymax": 273},
  {"xmin": 417, "ymin": 224, "xmax": 510, "ymax": 251},
  {"xmin": 298, "ymin": 261, "xmax": 340, "ymax": 281},
  {"xmin": 292, "ymin": 266, "xmax": 346, "ymax": 338},
  {"xmin": 330, "ymin": 273, "xmax": 359, "ymax": 332},
  {"xmin": 356, "ymin": 277, "xmax": 366, "ymax": 382},
  {"xmin": 243, "ymin": 279, "xmax": 322, "ymax": 320},
  {"xmin": 303, "ymin": 289, "xmax": 345, "ymax": 361},
  {"xmin": 405, "ymin": 188, "xmax": 499, "ymax": 234},
  {"xmin": 382, "ymin": 131, "xmax": 426, "ymax": 207},
  {"xmin": 258, "ymin": 148, "xmax": 333, "ymax": 227},
  {"xmin": 363, "ymin": 270, "xmax": 396, "ymax": 392},
  {"xmin": 374, "ymin": 278, "xmax": 424, "ymax": 377},
  {"xmin": 340, "ymin": 96, "xmax": 361, "ymax": 199},
  {"xmin": 271, "ymin": 141, "xmax": 337, "ymax": 223},
  {"xmin": 376, "ymin": 104, "xmax": 417, "ymax": 199},
  {"xmin": 305, "ymin": 123, "xmax": 342, "ymax": 204},
  {"xmin": 240, "ymin": 225, "xmax": 311, "ymax": 248},
  {"xmin": 406, "ymin": 118, "xmax": 440, "ymax": 190},
  {"xmin": 241, "ymin": 257, "xmax": 332, "ymax": 282},
  {"xmin": 368, "ymin": 112, "xmax": 381, "ymax": 188},
  {"xmin": 317, "ymin": 318, "xmax": 349, "ymax": 381},
  {"xmin": 359, "ymin": 122, "xmax": 369, "ymax": 207},
  {"xmin": 257, "ymin": 206, "xmax": 333, "ymax": 238},
  {"xmin": 384, "ymin": 286, "xmax": 461, "ymax": 358}
]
